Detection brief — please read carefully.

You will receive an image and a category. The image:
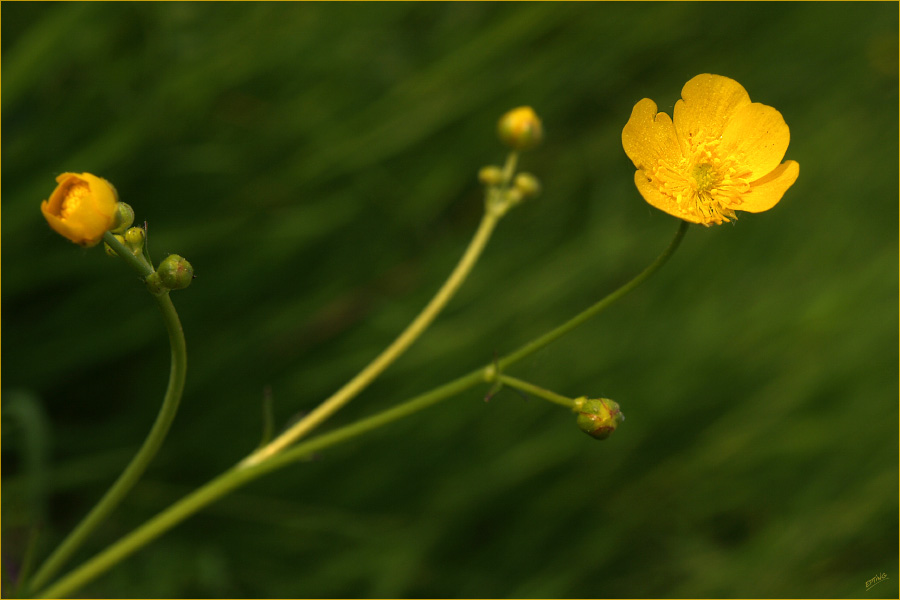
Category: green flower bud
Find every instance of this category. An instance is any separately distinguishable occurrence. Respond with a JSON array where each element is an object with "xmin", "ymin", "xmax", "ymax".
[
  {"xmin": 157, "ymin": 254, "xmax": 194, "ymax": 291},
  {"xmin": 505, "ymin": 187, "xmax": 524, "ymax": 206},
  {"xmin": 573, "ymin": 397, "xmax": 624, "ymax": 440},
  {"xmin": 111, "ymin": 202, "xmax": 135, "ymax": 234},
  {"xmin": 124, "ymin": 226, "xmax": 145, "ymax": 254},
  {"xmin": 103, "ymin": 234, "xmax": 126, "ymax": 258},
  {"xmin": 498, "ymin": 106, "xmax": 543, "ymax": 151},
  {"xmin": 478, "ymin": 165, "xmax": 505, "ymax": 186},
  {"xmin": 514, "ymin": 173, "xmax": 541, "ymax": 199}
]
